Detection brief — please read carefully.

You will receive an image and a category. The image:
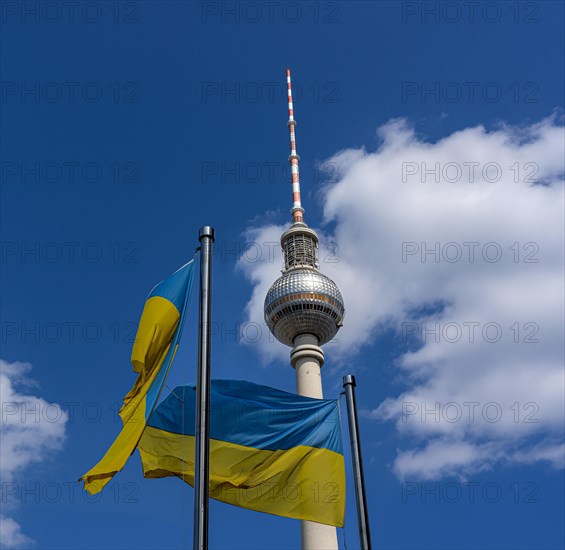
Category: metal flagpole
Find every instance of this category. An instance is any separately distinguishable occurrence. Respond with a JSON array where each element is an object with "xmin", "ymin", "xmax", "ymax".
[
  {"xmin": 342, "ymin": 375, "xmax": 372, "ymax": 550},
  {"xmin": 194, "ymin": 226, "xmax": 215, "ymax": 550}
]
